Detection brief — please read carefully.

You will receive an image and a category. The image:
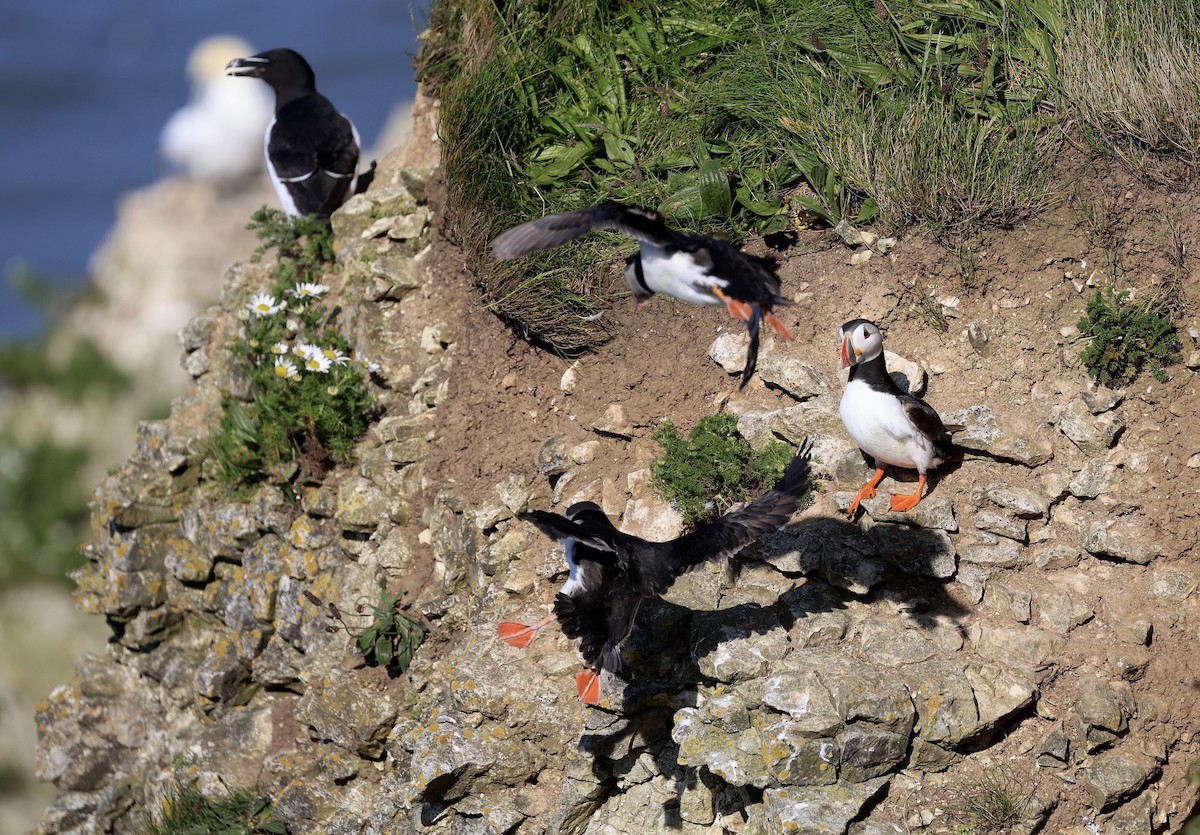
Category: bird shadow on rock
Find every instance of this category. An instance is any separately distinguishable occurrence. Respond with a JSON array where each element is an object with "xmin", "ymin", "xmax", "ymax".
[{"xmin": 570, "ymin": 514, "xmax": 971, "ymax": 829}]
